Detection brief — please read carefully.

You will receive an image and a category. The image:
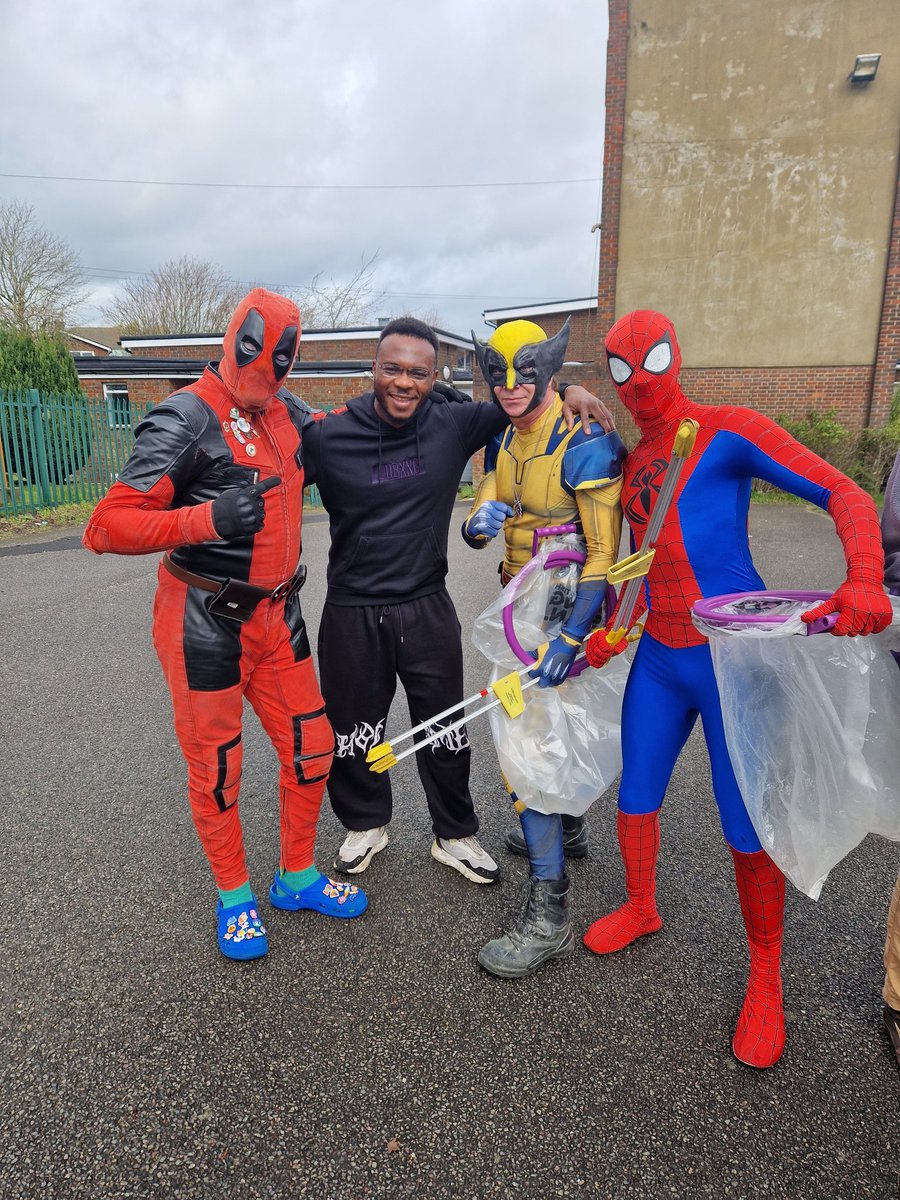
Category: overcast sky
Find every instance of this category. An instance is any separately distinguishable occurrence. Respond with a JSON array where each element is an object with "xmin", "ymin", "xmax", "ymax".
[{"xmin": 1, "ymin": 0, "xmax": 608, "ymax": 338}]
